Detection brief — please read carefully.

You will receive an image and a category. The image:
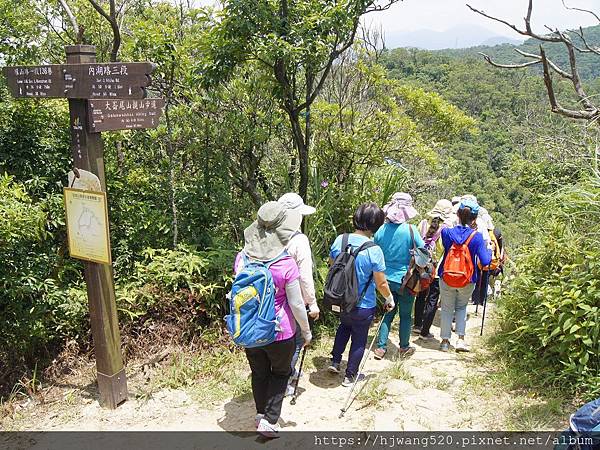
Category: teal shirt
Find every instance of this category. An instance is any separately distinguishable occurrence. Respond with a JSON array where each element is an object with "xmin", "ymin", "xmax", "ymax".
[{"xmin": 374, "ymin": 222, "xmax": 425, "ymax": 285}]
